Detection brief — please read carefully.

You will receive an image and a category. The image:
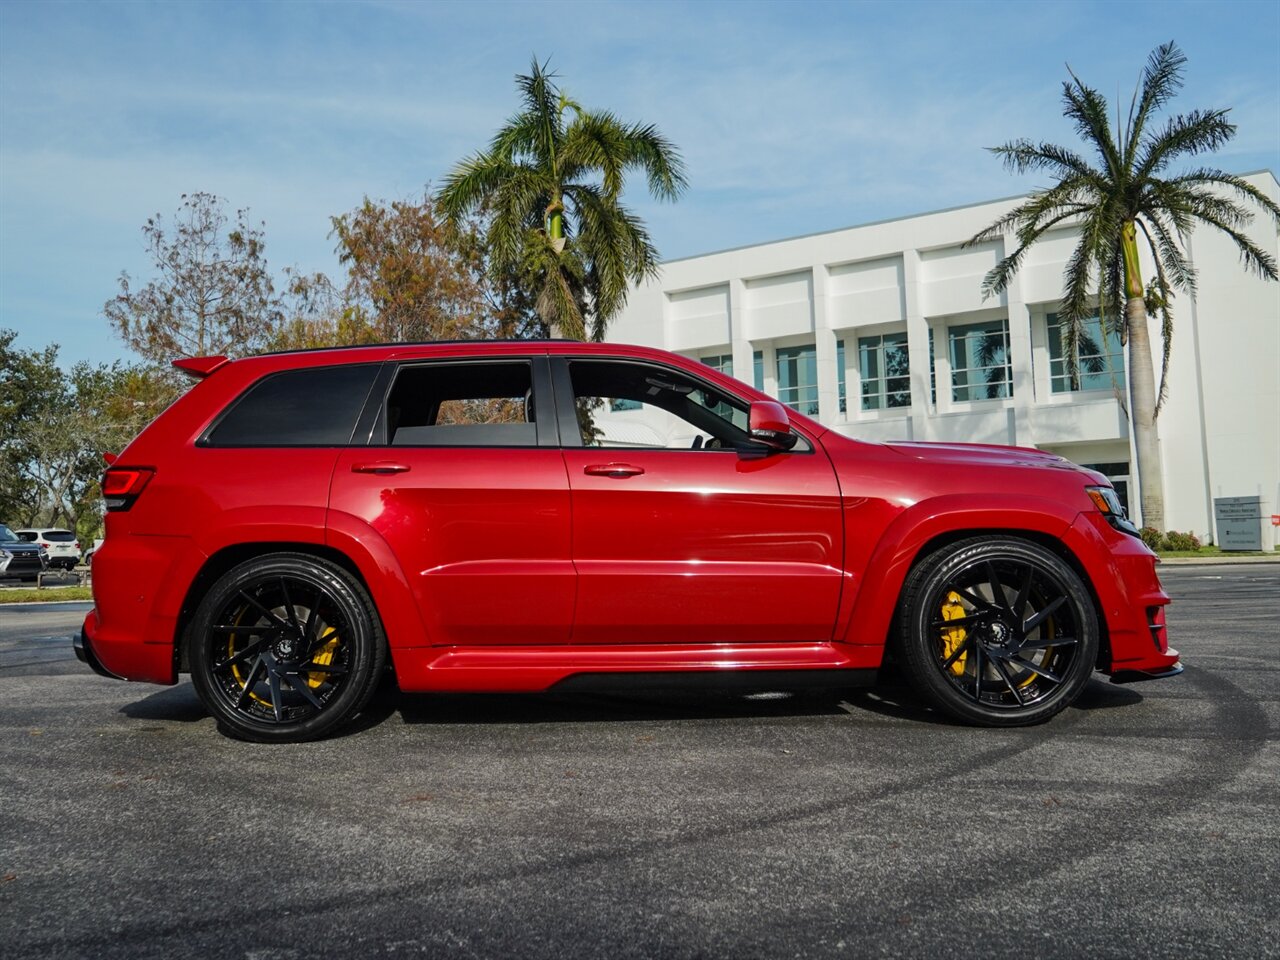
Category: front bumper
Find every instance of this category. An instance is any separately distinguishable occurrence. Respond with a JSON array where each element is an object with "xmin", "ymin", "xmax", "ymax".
[{"xmin": 1064, "ymin": 512, "xmax": 1182, "ymax": 679}]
